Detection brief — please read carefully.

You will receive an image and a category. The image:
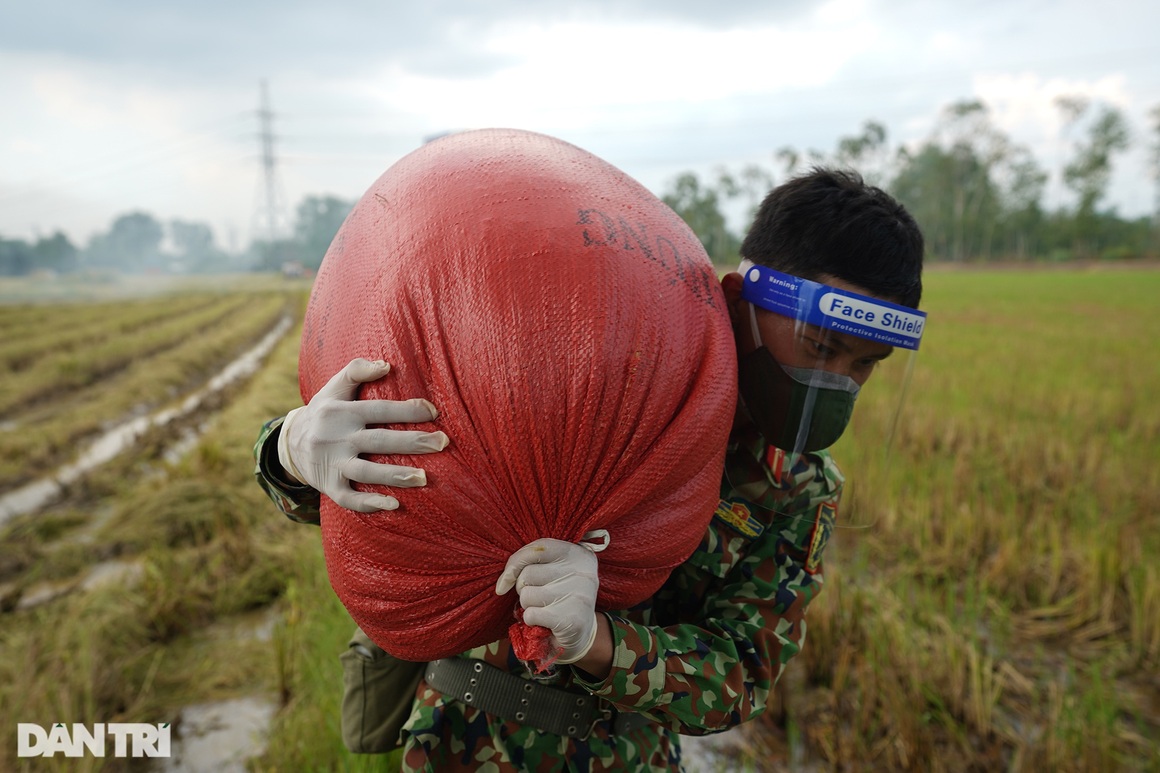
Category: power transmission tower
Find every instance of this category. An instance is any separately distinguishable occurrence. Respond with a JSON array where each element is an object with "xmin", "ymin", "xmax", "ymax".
[{"xmin": 252, "ymin": 79, "xmax": 288, "ymax": 268}]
